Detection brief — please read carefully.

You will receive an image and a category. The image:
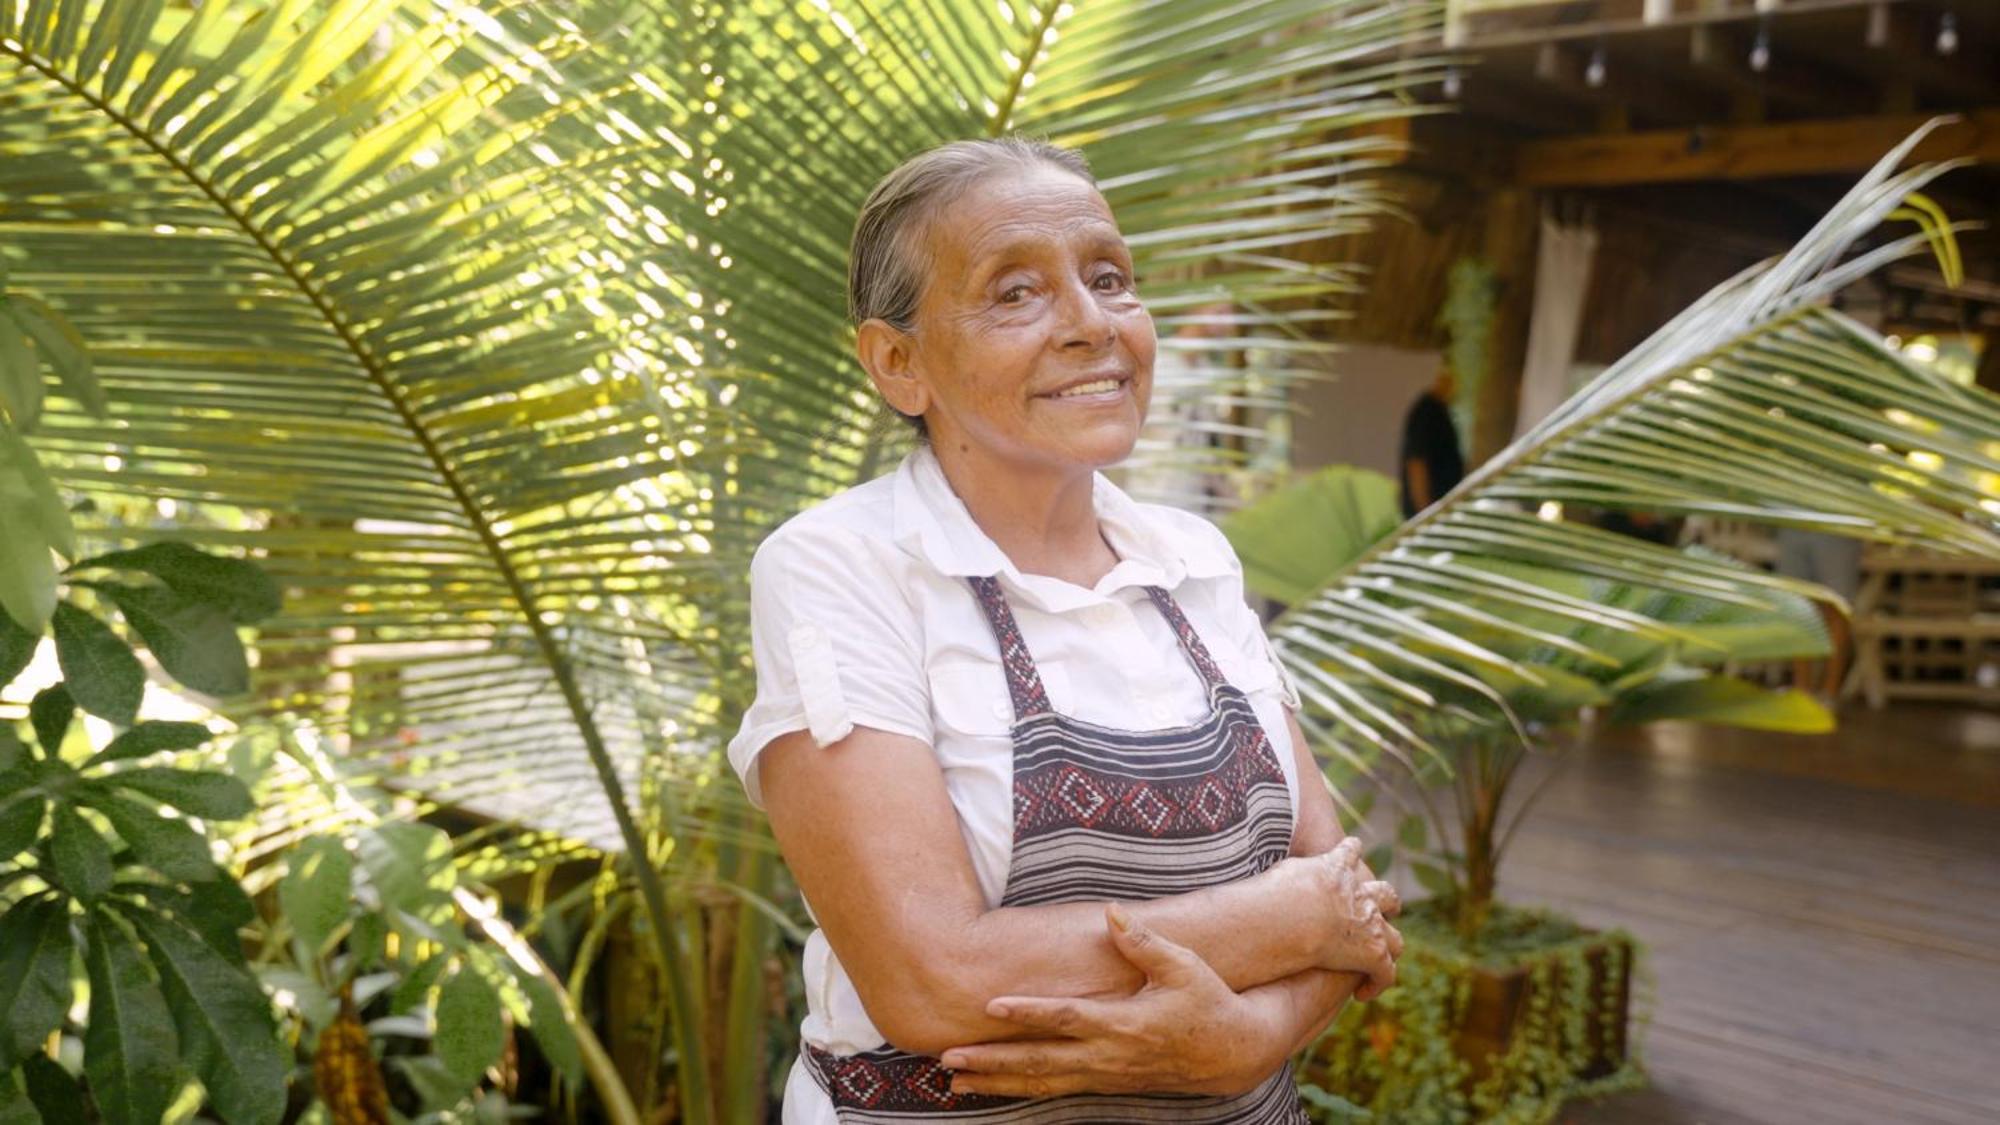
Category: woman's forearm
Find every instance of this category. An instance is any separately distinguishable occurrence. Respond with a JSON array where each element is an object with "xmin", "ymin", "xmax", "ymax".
[
  {"xmin": 897, "ymin": 860, "xmax": 1327, "ymax": 1054},
  {"xmin": 978, "ymin": 863, "xmax": 1323, "ymax": 996}
]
